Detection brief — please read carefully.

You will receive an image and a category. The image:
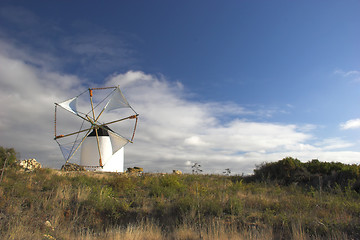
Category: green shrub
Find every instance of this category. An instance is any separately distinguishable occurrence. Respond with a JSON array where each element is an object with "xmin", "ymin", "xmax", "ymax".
[
  {"xmin": 0, "ymin": 146, "xmax": 17, "ymax": 168},
  {"xmin": 252, "ymin": 157, "xmax": 309, "ymax": 185},
  {"xmin": 172, "ymin": 195, "xmax": 195, "ymax": 216},
  {"xmin": 201, "ymin": 198, "xmax": 223, "ymax": 217},
  {"xmin": 149, "ymin": 174, "xmax": 185, "ymax": 198},
  {"xmin": 250, "ymin": 157, "xmax": 360, "ymax": 192},
  {"xmin": 224, "ymin": 197, "xmax": 243, "ymax": 216}
]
